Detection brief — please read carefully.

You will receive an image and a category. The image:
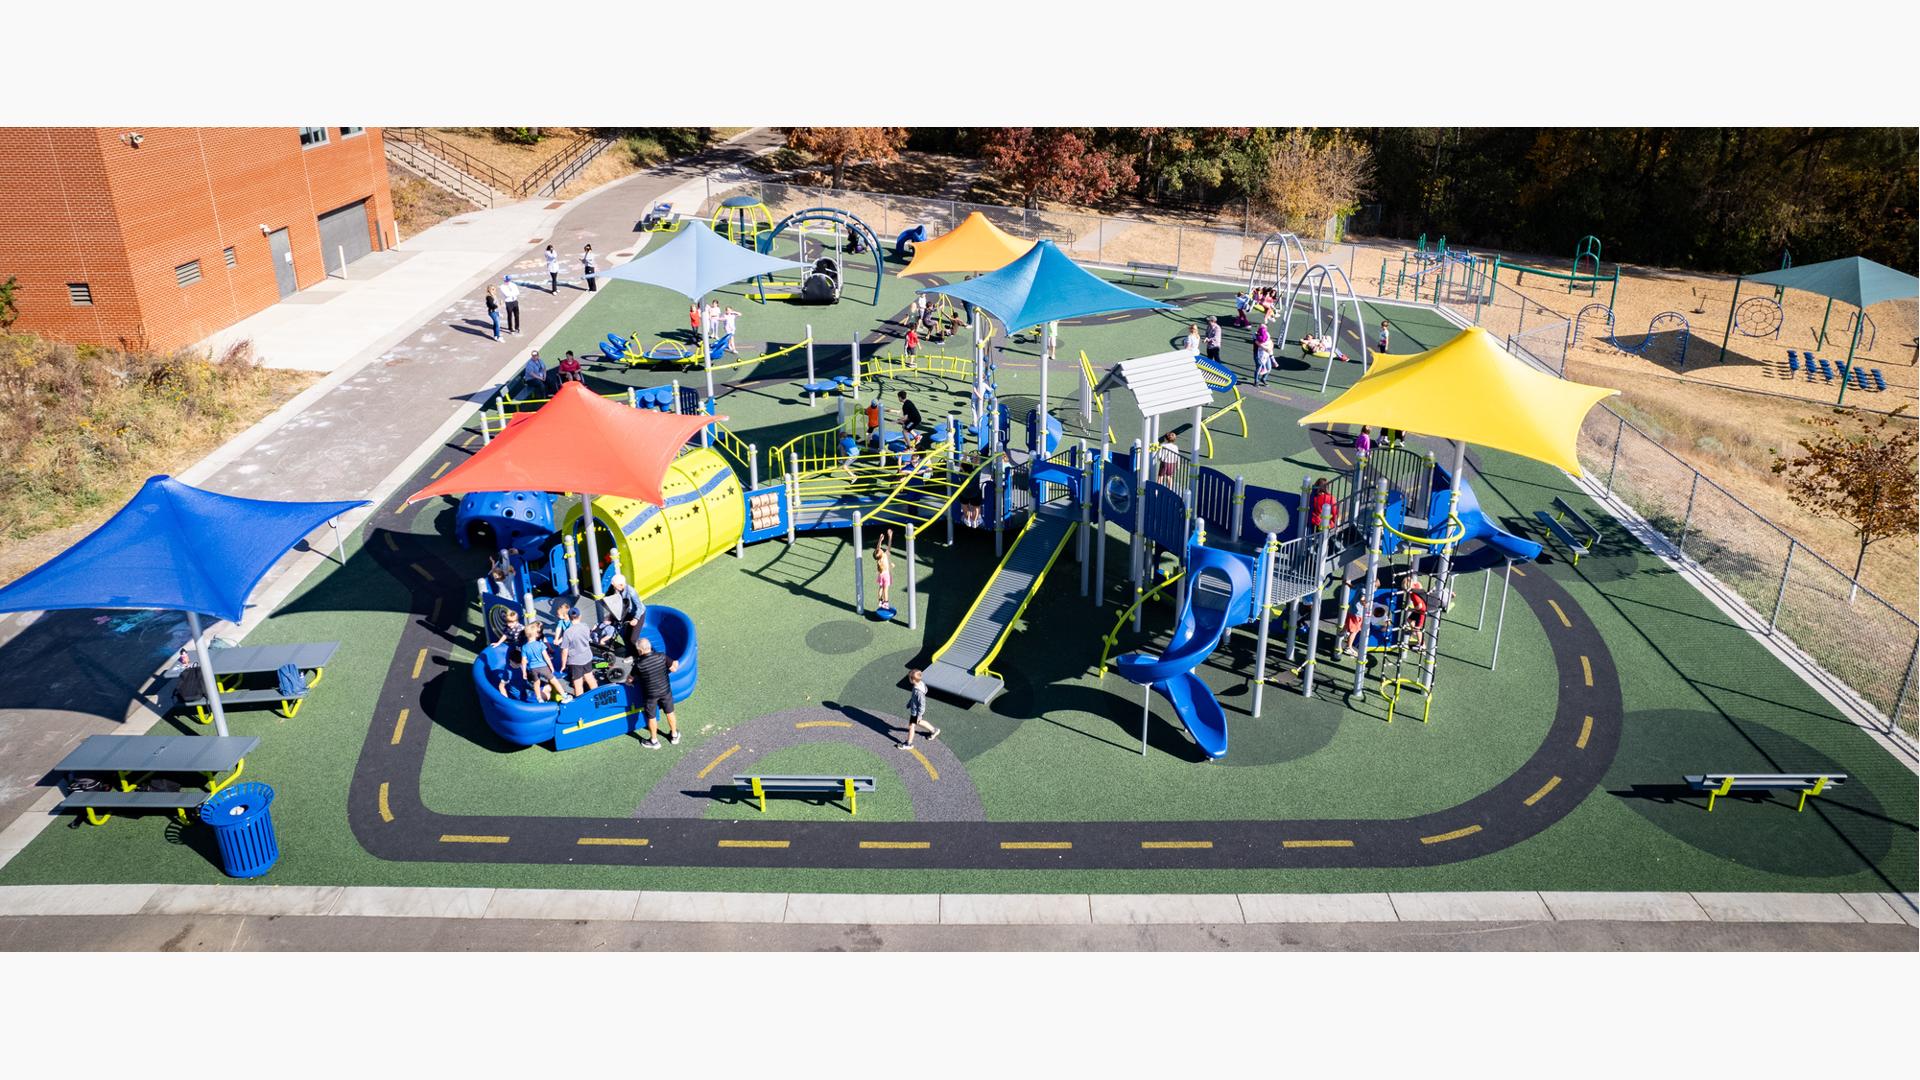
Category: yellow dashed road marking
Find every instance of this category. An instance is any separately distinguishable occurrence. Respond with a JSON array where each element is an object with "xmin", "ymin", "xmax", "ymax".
[
  {"xmin": 696, "ymin": 744, "xmax": 741, "ymax": 780},
  {"xmin": 1141, "ymin": 840, "xmax": 1213, "ymax": 849},
  {"xmin": 409, "ymin": 563, "xmax": 433, "ymax": 582},
  {"xmin": 377, "ymin": 782, "xmax": 393, "ymax": 822},
  {"xmin": 411, "ymin": 649, "xmax": 428, "ymax": 679},
  {"xmin": 577, "ymin": 837, "xmax": 650, "ymax": 847},
  {"xmin": 1001, "ymin": 841, "xmax": 1072, "ymax": 850},
  {"xmin": 1580, "ymin": 655, "xmax": 1593, "ymax": 687},
  {"xmin": 1511, "ymin": 566, "xmax": 1526, "ymax": 577},
  {"xmin": 1420, "ymin": 825, "xmax": 1482, "ymax": 845},
  {"xmin": 462, "ymin": 434, "xmax": 477, "ymax": 449},
  {"xmin": 440, "ymin": 834, "xmax": 509, "ymax": 844},
  {"xmin": 794, "ymin": 720, "xmax": 853, "ymax": 729},
  {"xmin": 390, "ymin": 708, "xmax": 409, "ymax": 745},
  {"xmin": 1547, "ymin": 599, "xmax": 1572, "ymax": 628},
  {"xmin": 906, "ymin": 746, "xmax": 939, "ymax": 781},
  {"xmin": 1524, "ymin": 776, "xmax": 1562, "ymax": 806},
  {"xmin": 383, "ymin": 533, "xmax": 398, "ymax": 552},
  {"xmin": 860, "ymin": 841, "xmax": 930, "ymax": 850},
  {"xmin": 1283, "ymin": 839, "xmax": 1355, "ymax": 848},
  {"xmin": 430, "ymin": 461, "xmax": 451, "ymax": 480},
  {"xmin": 719, "ymin": 839, "xmax": 790, "ymax": 849},
  {"xmin": 1577, "ymin": 715, "xmax": 1594, "ymax": 749},
  {"xmin": 1332, "ymin": 448, "xmax": 1351, "ymax": 467},
  {"xmin": 429, "ymin": 597, "xmax": 443, "ymax": 625}
]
